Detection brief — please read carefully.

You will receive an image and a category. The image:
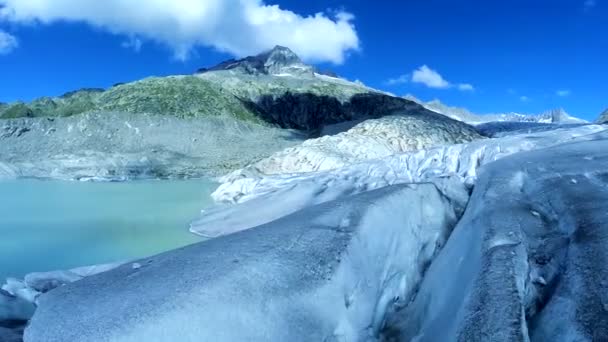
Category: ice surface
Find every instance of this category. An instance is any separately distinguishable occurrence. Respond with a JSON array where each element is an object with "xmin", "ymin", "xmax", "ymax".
[
  {"xmin": 475, "ymin": 121, "xmax": 589, "ymax": 138},
  {"xmin": 382, "ymin": 130, "xmax": 608, "ymax": 341},
  {"xmin": 1, "ymin": 262, "xmax": 125, "ymax": 306},
  {"xmin": 191, "ymin": 125, "xmax": 605, "ymax": 238},
  {"xmin": 25, "ymin": 182, "xmax": 468, "ymax": 342},
  {"xmin": 20, "ymin": 124, "xmax": 608, "ymax": 341},
  {"xmin": 241, "ymin": 113, "xmax": 481, "ymax": 175}
]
